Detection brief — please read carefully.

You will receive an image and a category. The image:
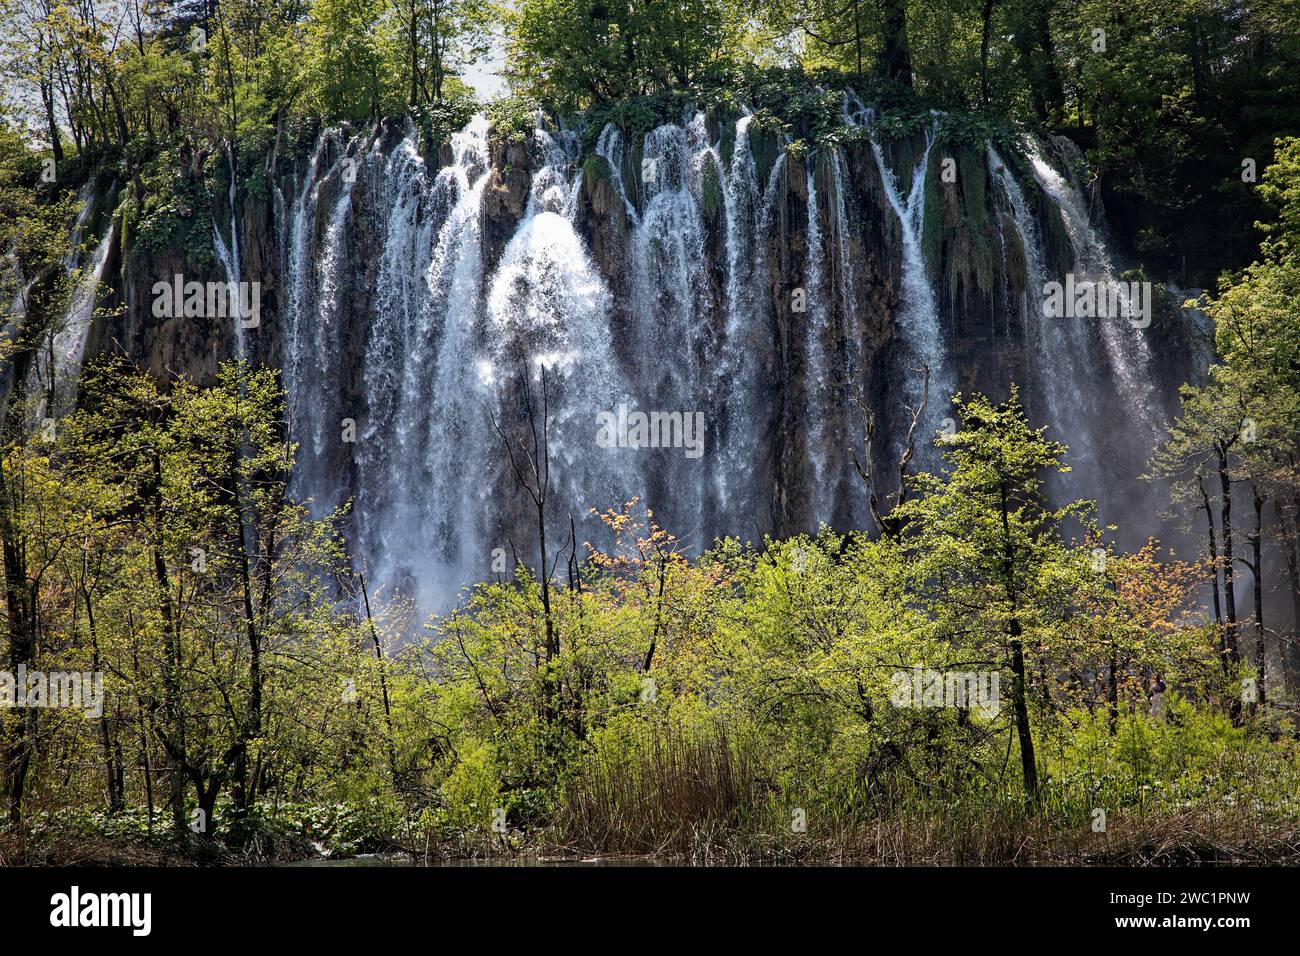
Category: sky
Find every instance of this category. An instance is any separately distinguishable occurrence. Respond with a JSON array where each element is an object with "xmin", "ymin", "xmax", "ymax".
[{"xmin": 461, "ymin": 35, "xmax": 509, "ymax": 100}]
